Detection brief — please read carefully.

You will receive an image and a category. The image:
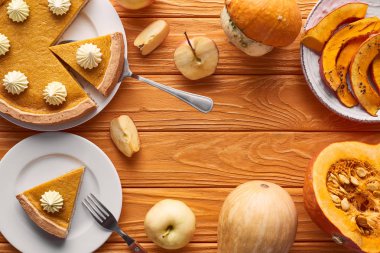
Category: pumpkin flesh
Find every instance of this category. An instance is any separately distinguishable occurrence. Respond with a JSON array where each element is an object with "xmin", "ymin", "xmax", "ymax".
[
  {"xmin": 304, "ymin": 142, "xmax": 380, "ymax": 253},
  {"xmin": 335, "ymin": 39, "xmax": 364, "ymax": 108},
  {"xmin": 321, "ymin": 17, "xmax": 380, "ymax": 91},
  {"xmin": 370, "ymin": 56, "xmax": 380, "ymax": 92},
  {"xmin": 226, "ymin": 0, "xmax": 302, "ymax": 47},
  {"xmin": 350, "ymin": 34, "xmax": 380, "ymax": 116},
  {"xmin": 301, "ymin": 3, "xmax": 368, "ymax": 53}
]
